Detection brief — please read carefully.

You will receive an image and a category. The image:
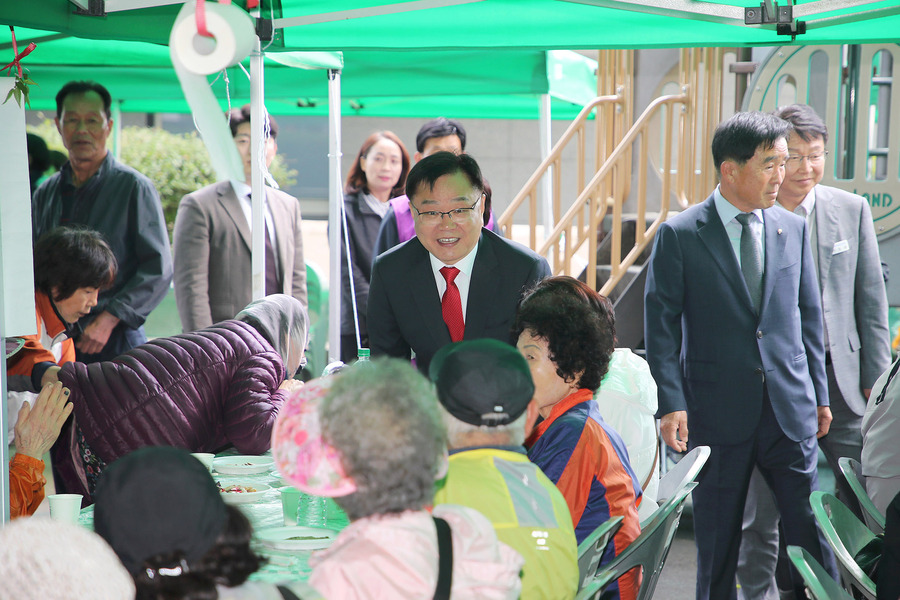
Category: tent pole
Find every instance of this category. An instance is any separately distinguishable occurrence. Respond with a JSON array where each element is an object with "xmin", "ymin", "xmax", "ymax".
[
  {"xmin": 540, "ymin": 93, "xmax": 553, "ymax": 236},
  {"xmin": 327, "ymin": 69, "xmax": 343, "ymax": 365},
  {"xmin": 250, "ymin": 37, "xmax": 266, "ymax": 302},
  {"xmin": 112, "ymin": 100, "xmax": 122, "ymax": 159}
]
